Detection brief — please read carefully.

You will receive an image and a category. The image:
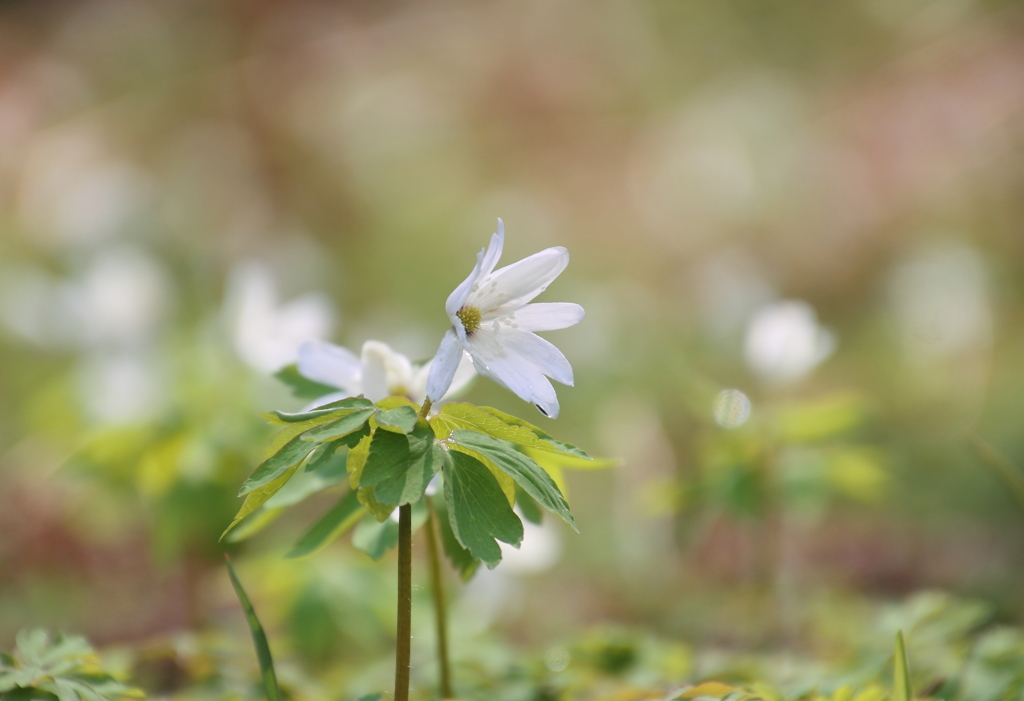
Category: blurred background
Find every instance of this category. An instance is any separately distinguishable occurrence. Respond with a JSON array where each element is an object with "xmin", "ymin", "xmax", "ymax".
[{"xmin": 2, "ymin": 0, "xmax": 1024, "ymax": 699}]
